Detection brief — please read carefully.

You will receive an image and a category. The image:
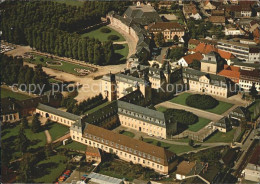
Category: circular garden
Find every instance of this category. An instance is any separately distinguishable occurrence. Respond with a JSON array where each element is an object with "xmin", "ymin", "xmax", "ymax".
[{"xmin": 185, "ymin": 94, "xmax": 219, "ymax": 110}]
